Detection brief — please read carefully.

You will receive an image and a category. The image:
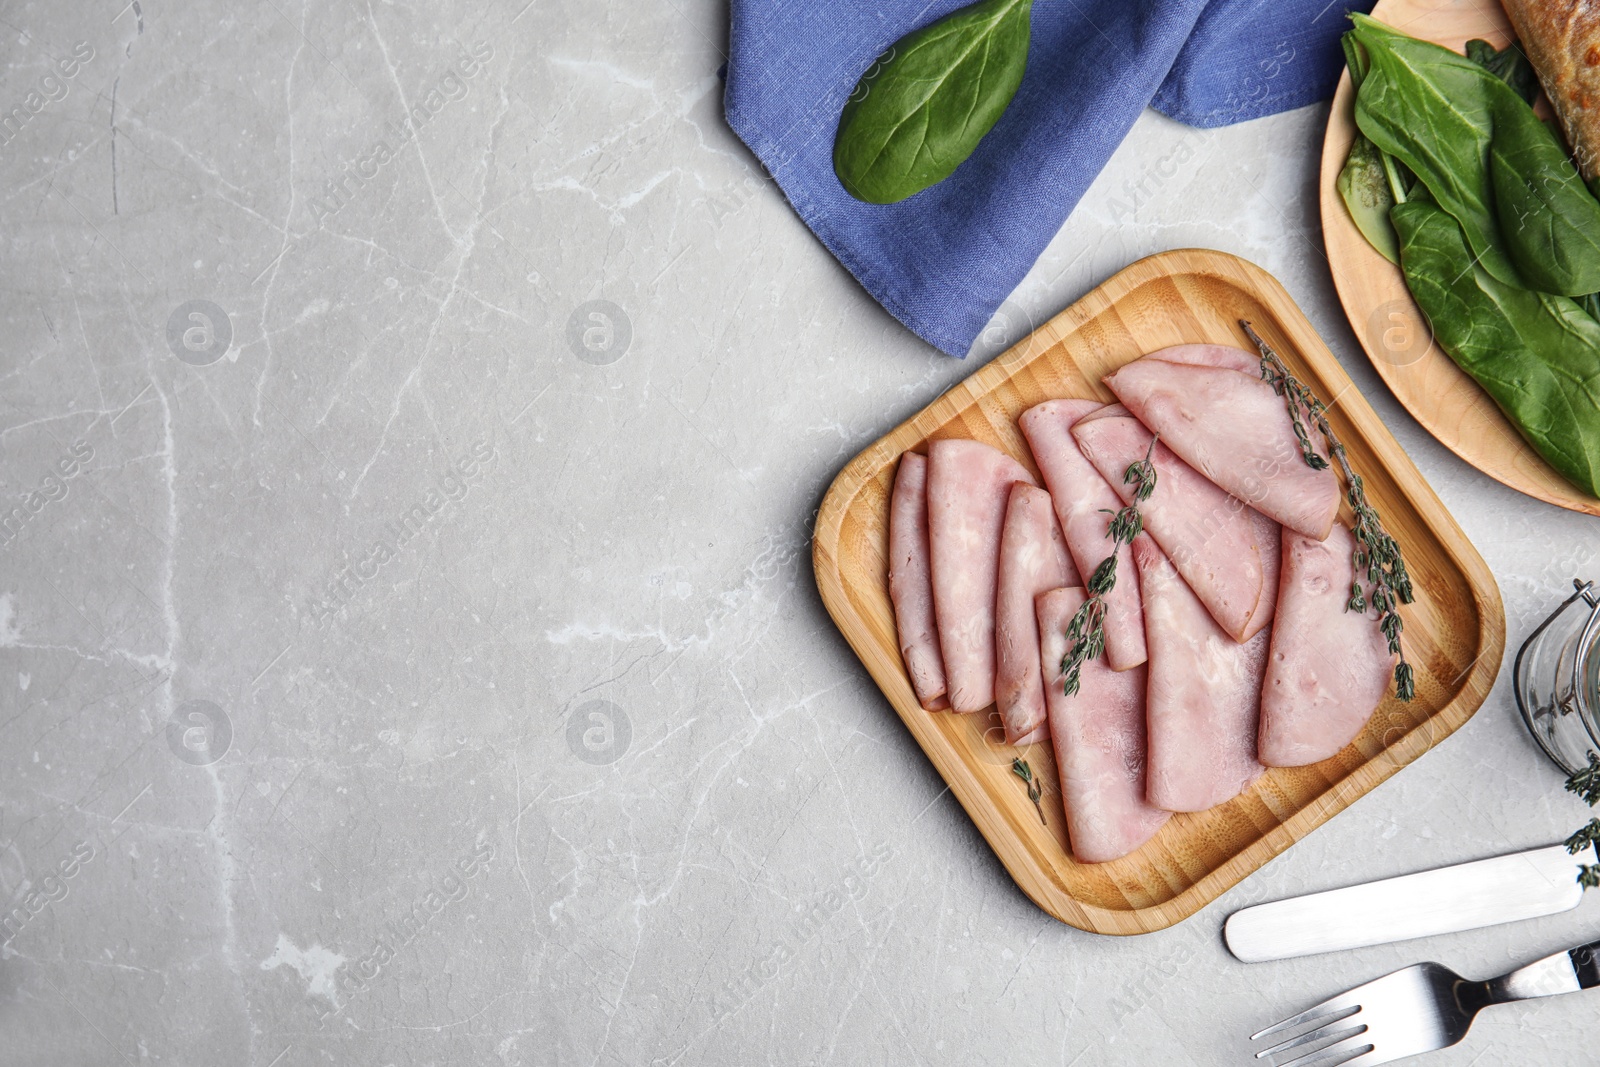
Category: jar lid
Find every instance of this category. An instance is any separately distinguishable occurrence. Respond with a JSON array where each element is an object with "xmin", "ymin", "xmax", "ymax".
[{"xmin": 1516, "ymin": 580, "xmax": 1600, "ymax": 776}]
